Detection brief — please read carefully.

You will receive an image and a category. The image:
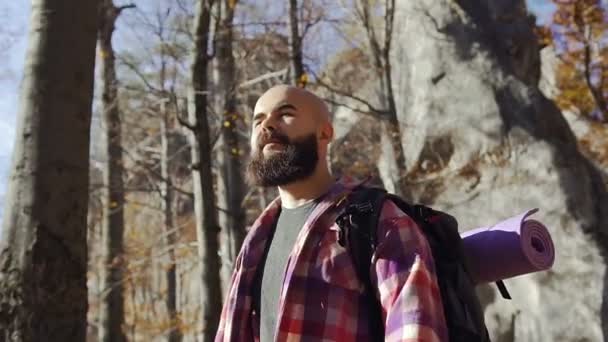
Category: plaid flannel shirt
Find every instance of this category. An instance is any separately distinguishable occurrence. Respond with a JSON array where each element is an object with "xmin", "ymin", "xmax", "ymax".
[{"xmin": 215, "ymin": 177, "xmax": 448, "ymax": 341}]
